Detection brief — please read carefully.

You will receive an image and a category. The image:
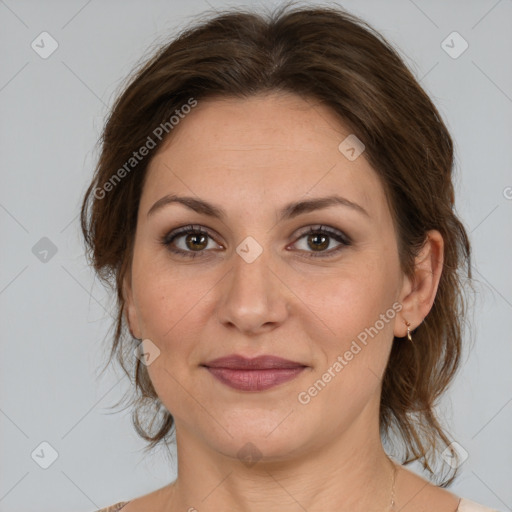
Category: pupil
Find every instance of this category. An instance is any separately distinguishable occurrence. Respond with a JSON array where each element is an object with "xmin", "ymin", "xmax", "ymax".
[{"xmin": 309, "ymin": 234, "xmax": 328, "ymax": 251}]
